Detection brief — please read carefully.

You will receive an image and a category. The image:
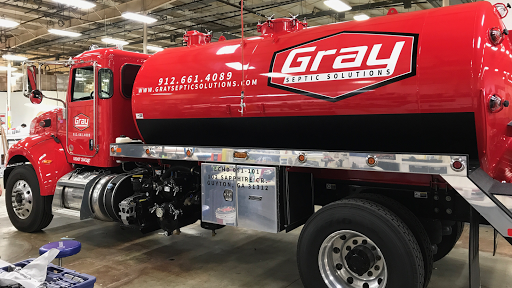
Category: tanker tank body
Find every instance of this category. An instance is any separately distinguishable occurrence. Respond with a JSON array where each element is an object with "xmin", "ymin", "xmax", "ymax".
[{"xmin": 132, "ymin": 1, "xmax": 512, "ymax": 182}]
